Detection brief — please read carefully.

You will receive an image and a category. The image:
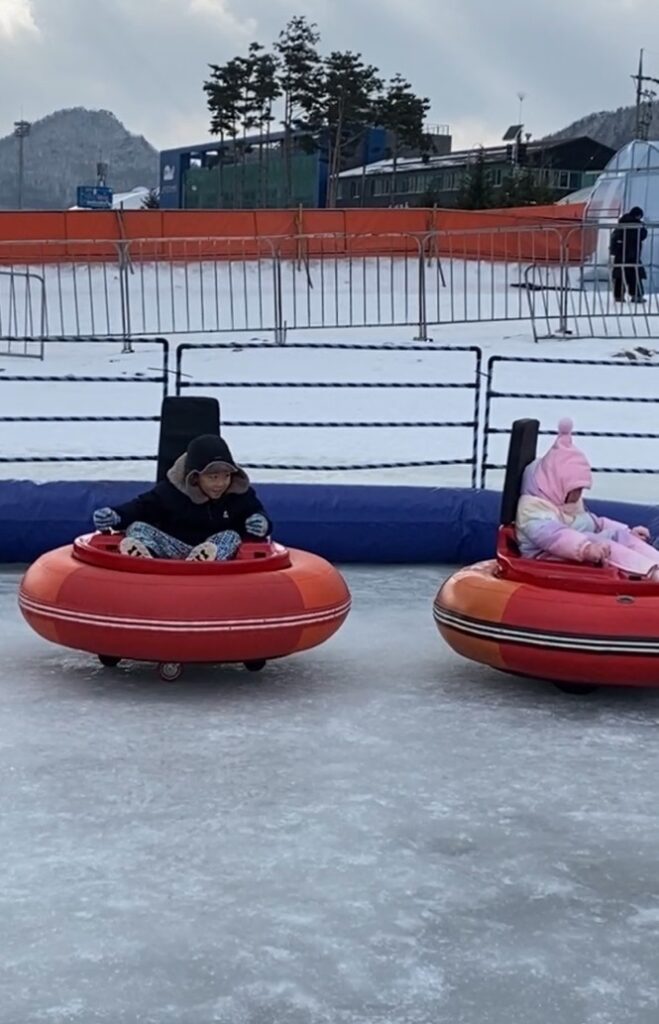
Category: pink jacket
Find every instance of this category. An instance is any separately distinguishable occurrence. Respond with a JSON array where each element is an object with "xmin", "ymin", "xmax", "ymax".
[{"xmin": 515, "ymin": 419, "xmax": 625, "ymax": 560}]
